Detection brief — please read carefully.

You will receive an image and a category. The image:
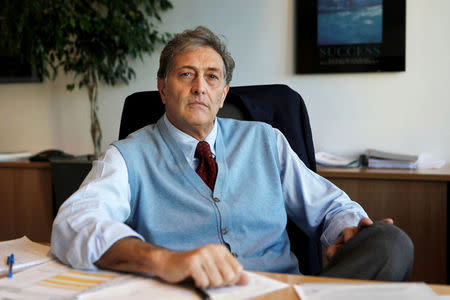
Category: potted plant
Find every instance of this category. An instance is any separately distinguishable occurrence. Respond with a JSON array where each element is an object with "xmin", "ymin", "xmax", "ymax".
[{"xmin": 1, "ymin": 0, "xmax": 173, "ymax": 157}]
